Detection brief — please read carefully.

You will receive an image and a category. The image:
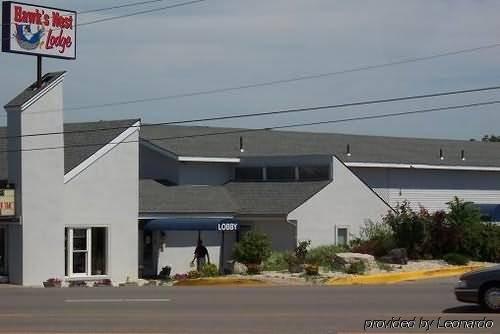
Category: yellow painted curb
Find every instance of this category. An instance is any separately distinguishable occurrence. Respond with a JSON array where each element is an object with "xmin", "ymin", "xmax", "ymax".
[
  {"xmin": 326, "ymin": 265, "xmax": 485, "ymax": 286},
  {"xmin": 173, "ymin": 277, "xmax": 268, "ymax": 287}
]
